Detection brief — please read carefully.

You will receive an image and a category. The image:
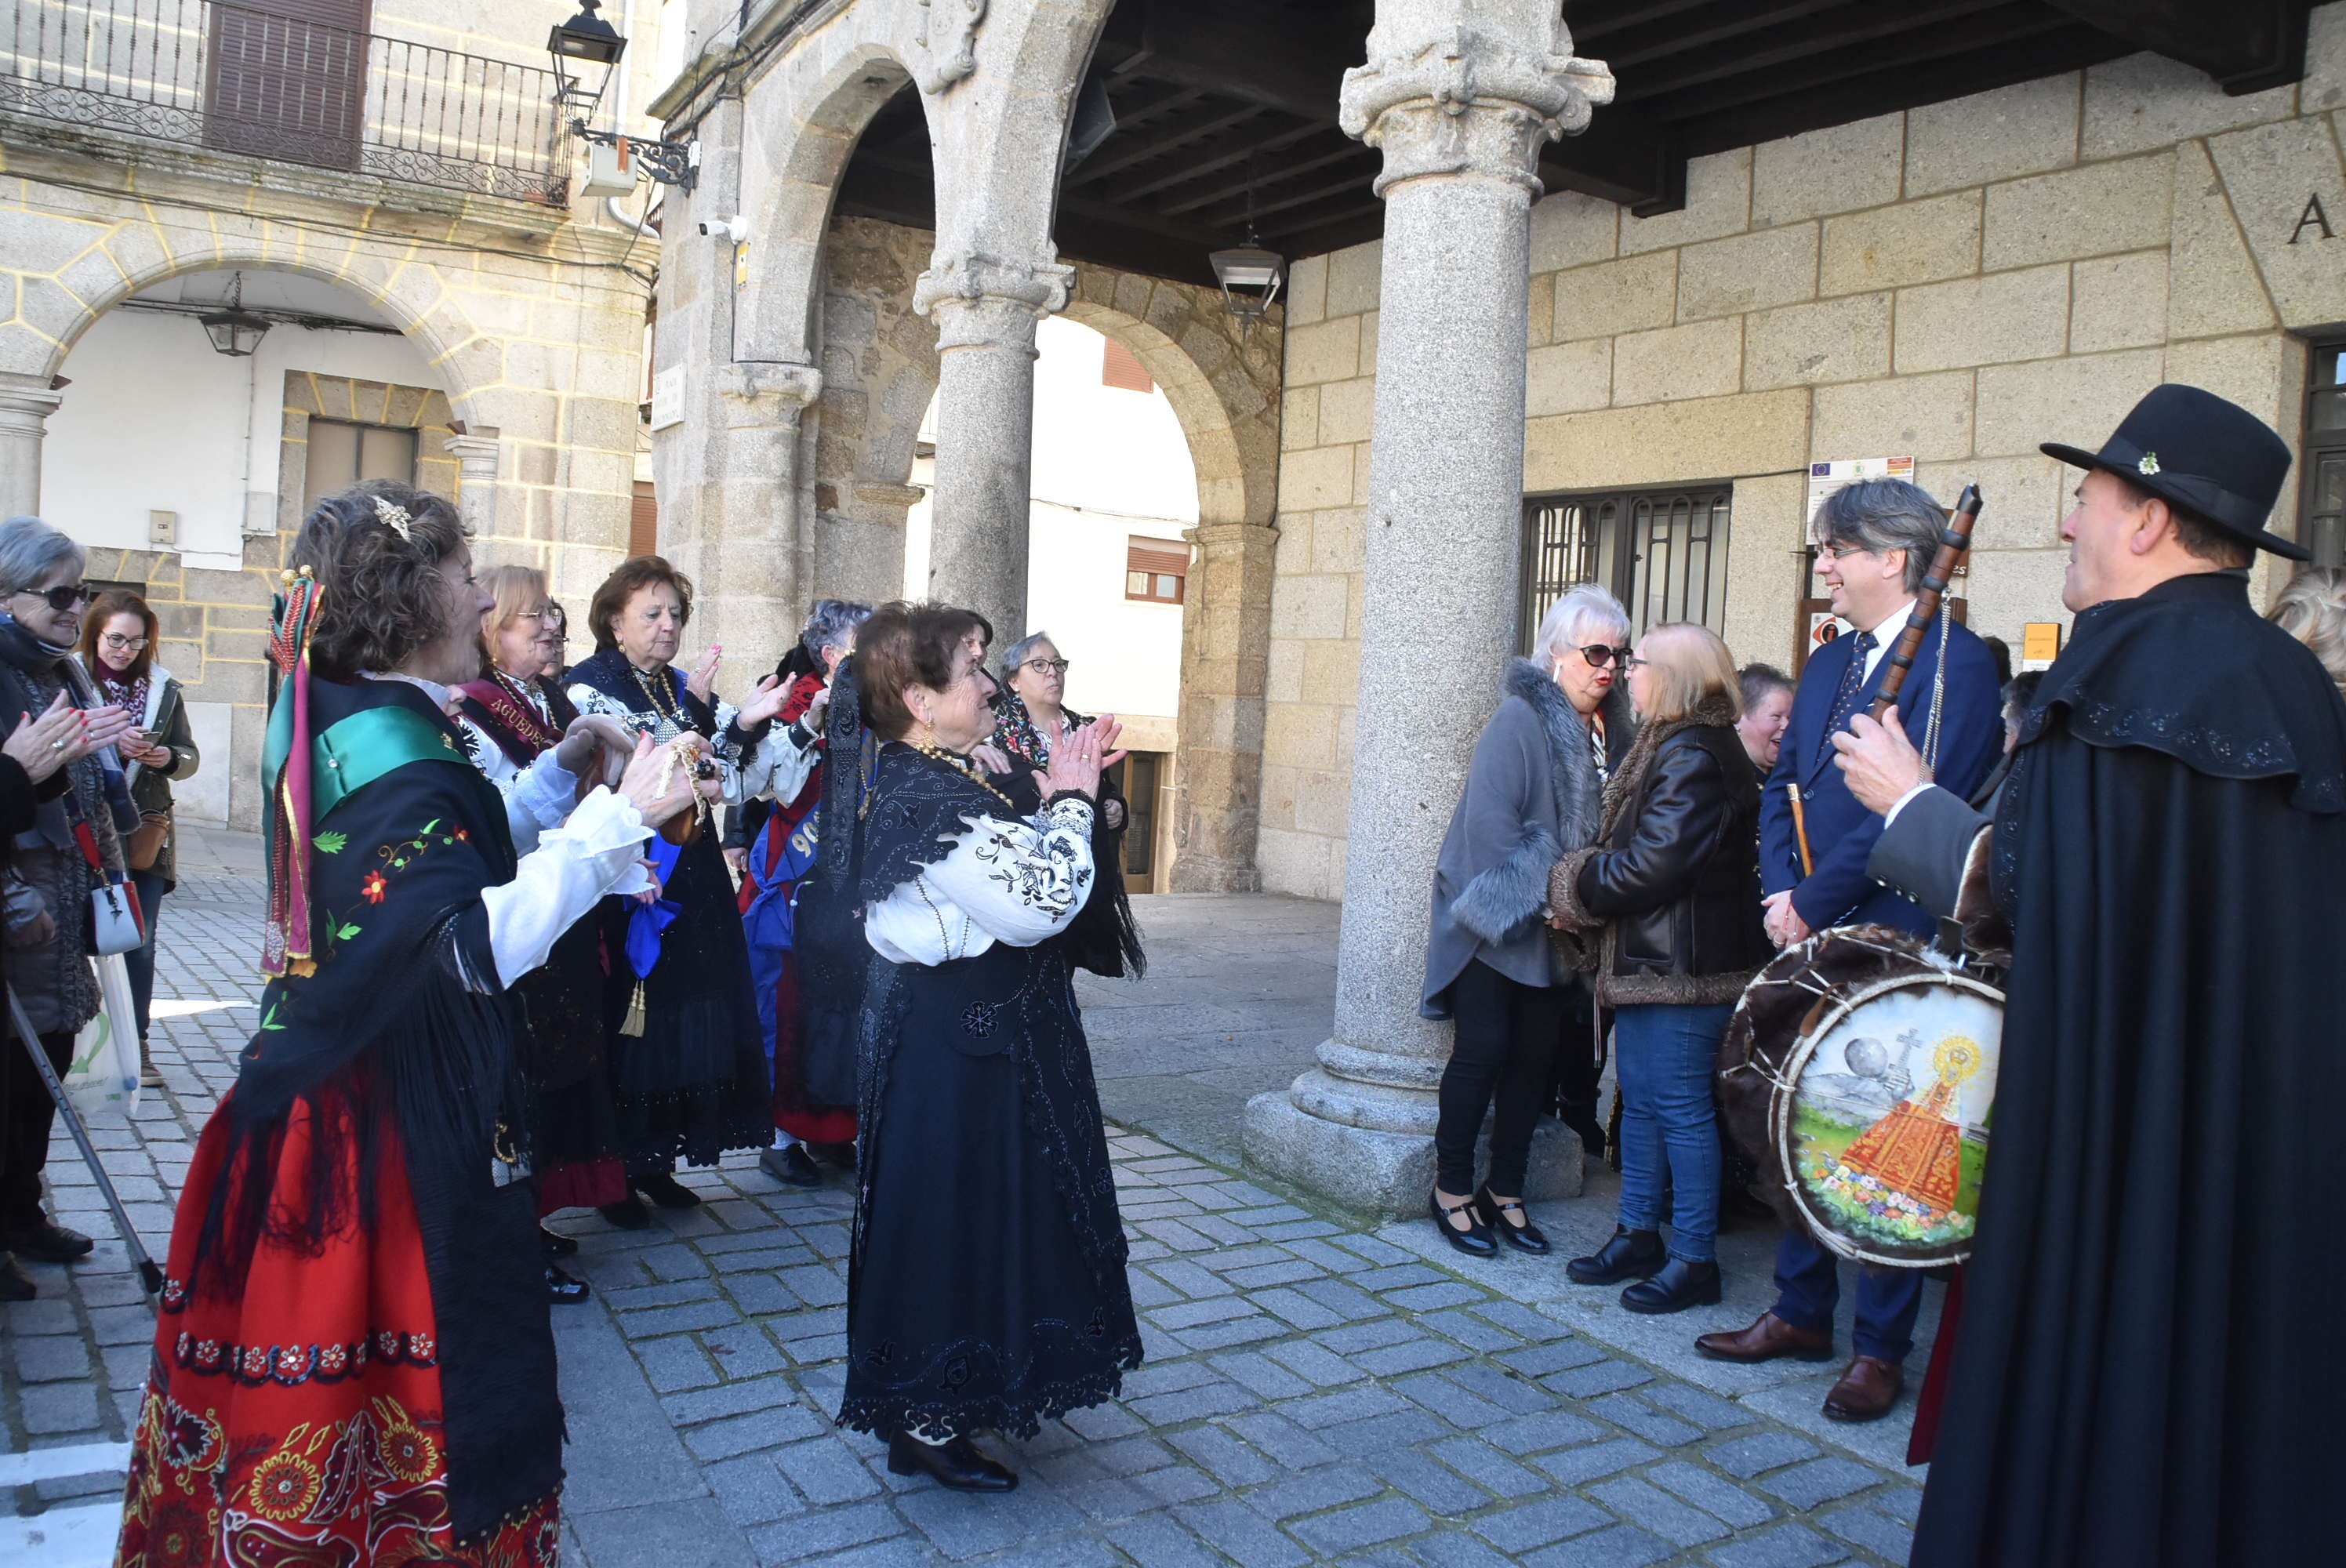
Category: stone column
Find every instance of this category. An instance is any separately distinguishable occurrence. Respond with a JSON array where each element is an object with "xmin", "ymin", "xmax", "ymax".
[
  {"xmin": 445, "ymin": 431, "xmax": 504, "ymax": 540},
  {"xmin": 1244, "ymin": 4, "xmax": 1614, "ymax": 1215},
  {"xmin": 1170, "ymin": 520, "xmax": 1277, "ymax": 892},
  {"xmin": 0, "ymin": 372, "xmax": 64, "ymax": 518},
  {"xmin": 704, "ymin": 361, "xmax": 822, "ymax": 685},
  {"xmin": 913, "ymin": 249, "xmax": 1071, "ymax": 641}
]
